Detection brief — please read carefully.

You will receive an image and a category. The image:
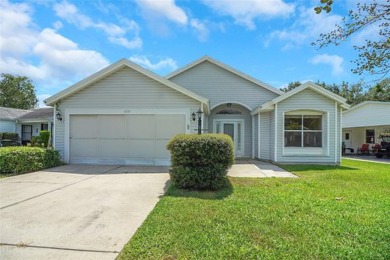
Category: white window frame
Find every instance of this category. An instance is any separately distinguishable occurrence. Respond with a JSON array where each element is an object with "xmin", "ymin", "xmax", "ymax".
[
  {"xmin": 213, "ymin": 119, "xmax": 245, "ymax": 157},
  {"xmin": 283, "ymin": 110, "xmax": 326, "ymax": 156}
]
